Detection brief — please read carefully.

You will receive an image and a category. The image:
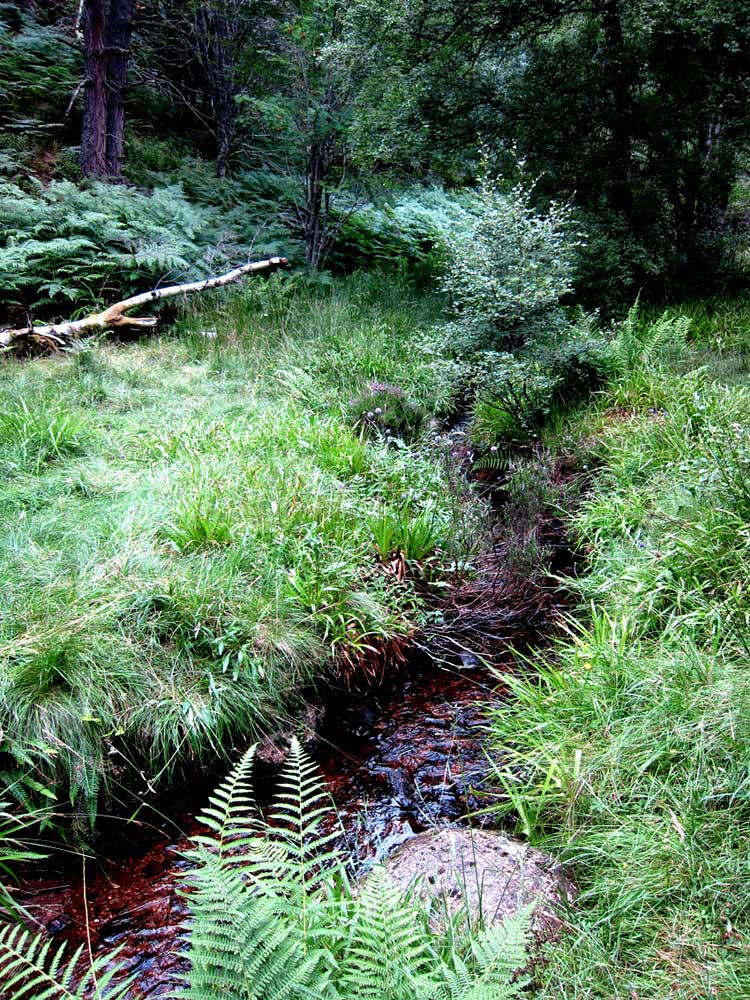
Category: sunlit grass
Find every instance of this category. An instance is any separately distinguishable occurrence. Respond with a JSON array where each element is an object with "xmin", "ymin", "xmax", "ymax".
[
  {"xmin": 0, "ymin": 273, "xmax": 481, "ymax": 827},
  {"xmin": 486, "ymin": 302, "xmax": 750, "ymax": 998}
]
